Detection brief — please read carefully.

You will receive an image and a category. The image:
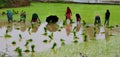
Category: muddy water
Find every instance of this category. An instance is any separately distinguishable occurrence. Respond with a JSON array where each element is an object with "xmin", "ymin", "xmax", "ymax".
[{"xmin": 0, "ymin": 21, "xmax": 108, "ymax": 56}]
